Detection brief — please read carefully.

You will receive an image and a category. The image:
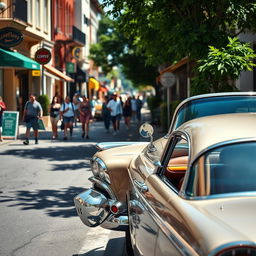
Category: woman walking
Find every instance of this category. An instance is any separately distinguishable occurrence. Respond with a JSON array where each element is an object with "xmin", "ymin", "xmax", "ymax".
[
  {"xmin": 60, "ymin": 96, "xmax": 75, "ymax": 140},
  {"xmin": 79, "ymin": 96, "xmax": 92, "ymax": 139},
  {"xmin": 123, "ymin": 96, "xmax": 132, "ymax": 129},
  {"xmin": 102, "ymin": 96, "xmax": 111, "ymax": 133},
  {"xmin": 49, "ymin": 96, "xmax": 61, "ymax": 139}
]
